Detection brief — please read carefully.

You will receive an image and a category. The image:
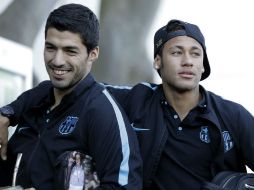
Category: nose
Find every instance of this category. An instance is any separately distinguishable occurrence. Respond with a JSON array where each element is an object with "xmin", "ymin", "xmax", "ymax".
[
  {"xmin": 182, "ymin": 53, "xmax": 193, "ymax": 67},
  {"xmin": 52, "ymin": 50, "xmax": 65, "ymax": 66}
]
